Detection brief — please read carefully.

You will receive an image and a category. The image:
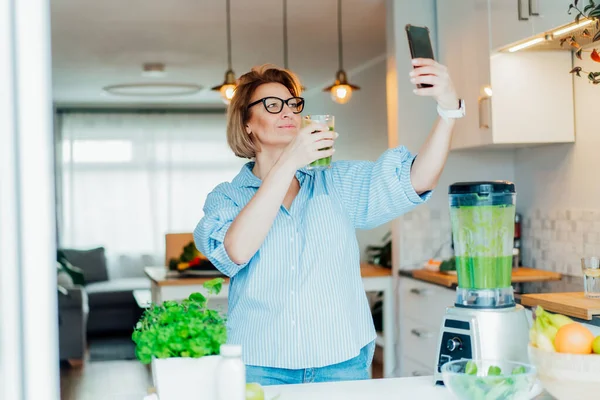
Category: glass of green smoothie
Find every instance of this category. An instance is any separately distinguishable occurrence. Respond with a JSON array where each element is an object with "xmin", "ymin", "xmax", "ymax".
[
  {"xmin": 449, "ymin": 181, "xmax": 516, "ymax": 308},
  {"xmin": 301, "ymin": 114, "xmax": 334, "ymax": 170}
]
